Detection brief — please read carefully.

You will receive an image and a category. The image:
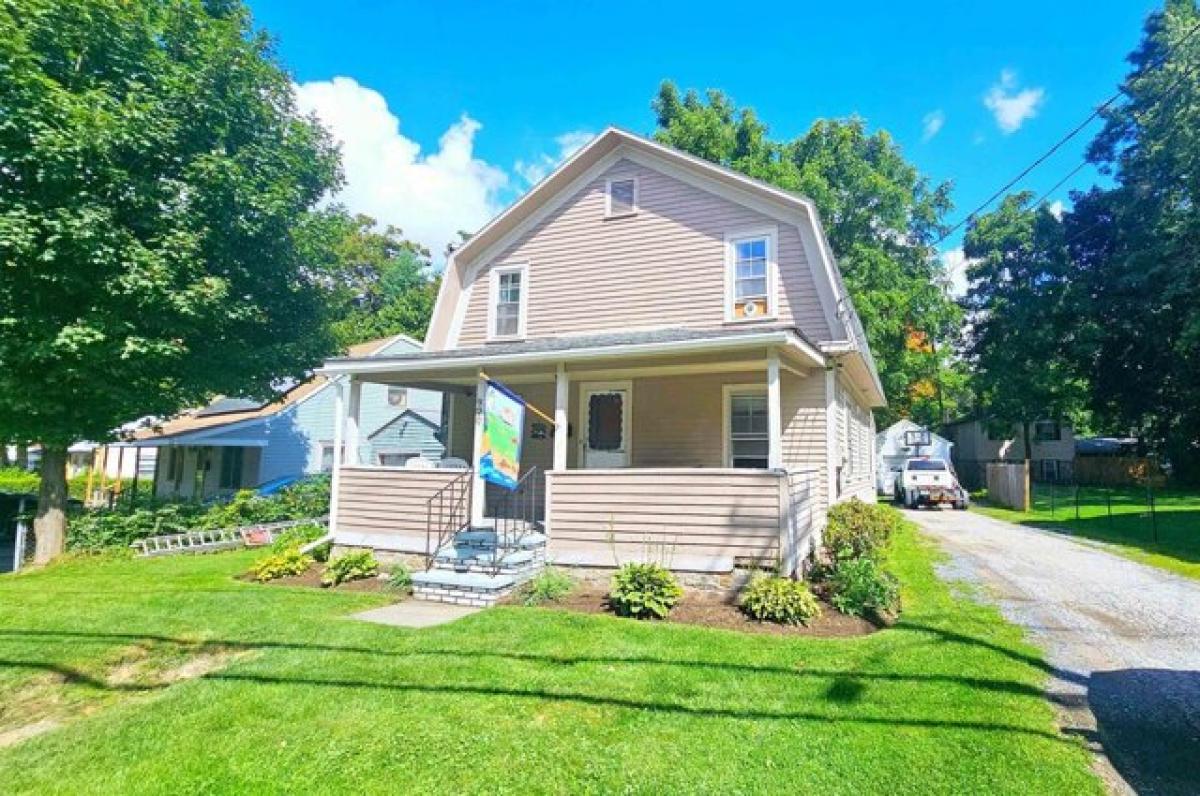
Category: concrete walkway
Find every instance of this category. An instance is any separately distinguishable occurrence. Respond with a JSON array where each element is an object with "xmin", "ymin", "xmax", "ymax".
[
  {"xmin": 351, "ymin": 601, "xmax": 480, "ymax": 629},
  {"xmin": 907, "ymin": 507, "xmax": 1200, "ymax": 795}
]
